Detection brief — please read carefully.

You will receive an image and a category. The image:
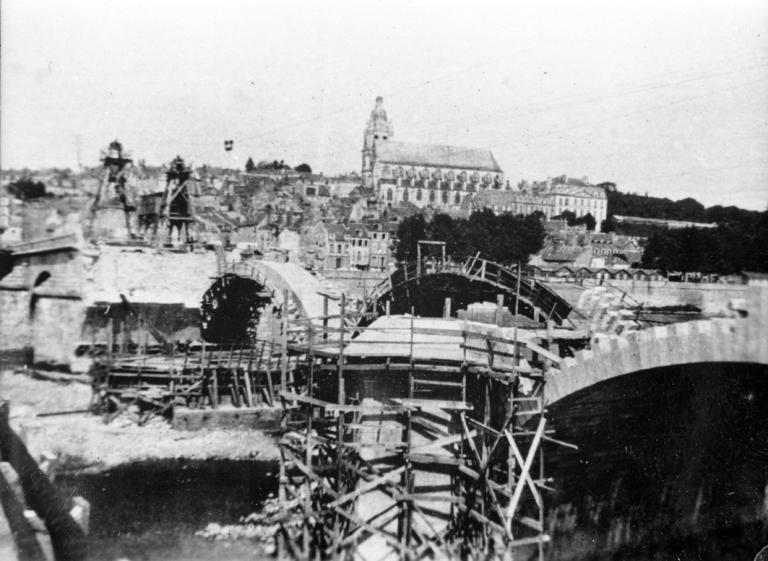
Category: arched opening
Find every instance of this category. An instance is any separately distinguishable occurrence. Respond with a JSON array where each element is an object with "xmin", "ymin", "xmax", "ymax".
[
  {"xmin": 200, "ymin": 274, "xmax": 271, "ymax": 343},
  {"xmin": 546, "ymin": 363, "xmax": 768, "ymax": 559}
]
